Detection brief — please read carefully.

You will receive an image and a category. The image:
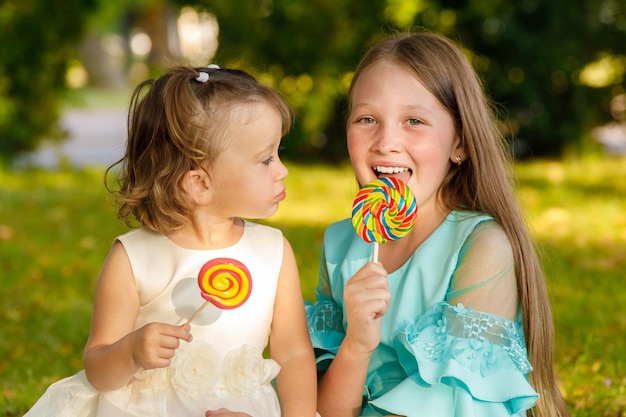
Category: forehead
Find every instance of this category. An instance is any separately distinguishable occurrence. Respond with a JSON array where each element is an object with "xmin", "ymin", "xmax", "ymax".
[
  {"xmin": 351, "ymin": 61, "xmax": 436, "ymax": 106},
  {"xmin": 221, "ymin": 102, "xmax": 282, "ymax": 147}
]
